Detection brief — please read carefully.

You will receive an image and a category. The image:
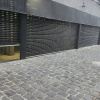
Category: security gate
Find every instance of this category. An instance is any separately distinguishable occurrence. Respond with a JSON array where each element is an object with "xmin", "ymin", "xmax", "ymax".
[
  {"xmin": 78, "ymin": 25, "xmax": 100, "ymax": 48},
  {"xmin": 26, "ymin": 15, "xmax": 78, "ymax": 56},
  {"xmin": 0, "ymin": 10, "xmax": 20, "ymax": 45}
]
